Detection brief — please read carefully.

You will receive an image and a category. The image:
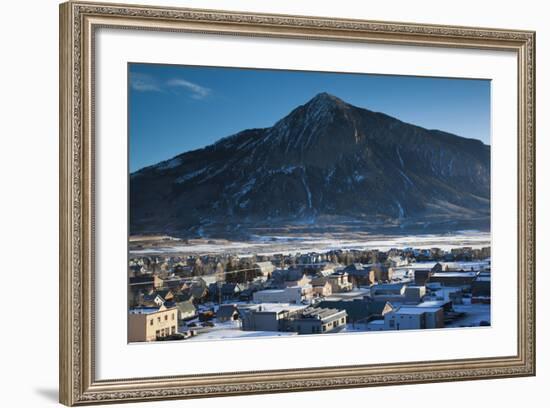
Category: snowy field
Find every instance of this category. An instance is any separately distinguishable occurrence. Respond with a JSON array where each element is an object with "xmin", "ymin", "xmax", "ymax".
[
  {"xmin": 130, "ymin": 230, "xmax": 490, "ymax": 257},
  {"xmin": 446, "ymin": 301, "xmax": 491, "ymax": 328}
]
